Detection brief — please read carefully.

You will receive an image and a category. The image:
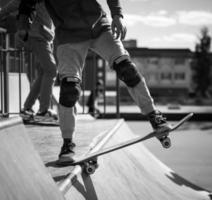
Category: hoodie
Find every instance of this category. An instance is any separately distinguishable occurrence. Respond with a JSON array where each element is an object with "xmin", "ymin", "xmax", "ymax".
[{"xmin": 19, "ymin": 0, "xmax": 123, "ymax": 44}]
